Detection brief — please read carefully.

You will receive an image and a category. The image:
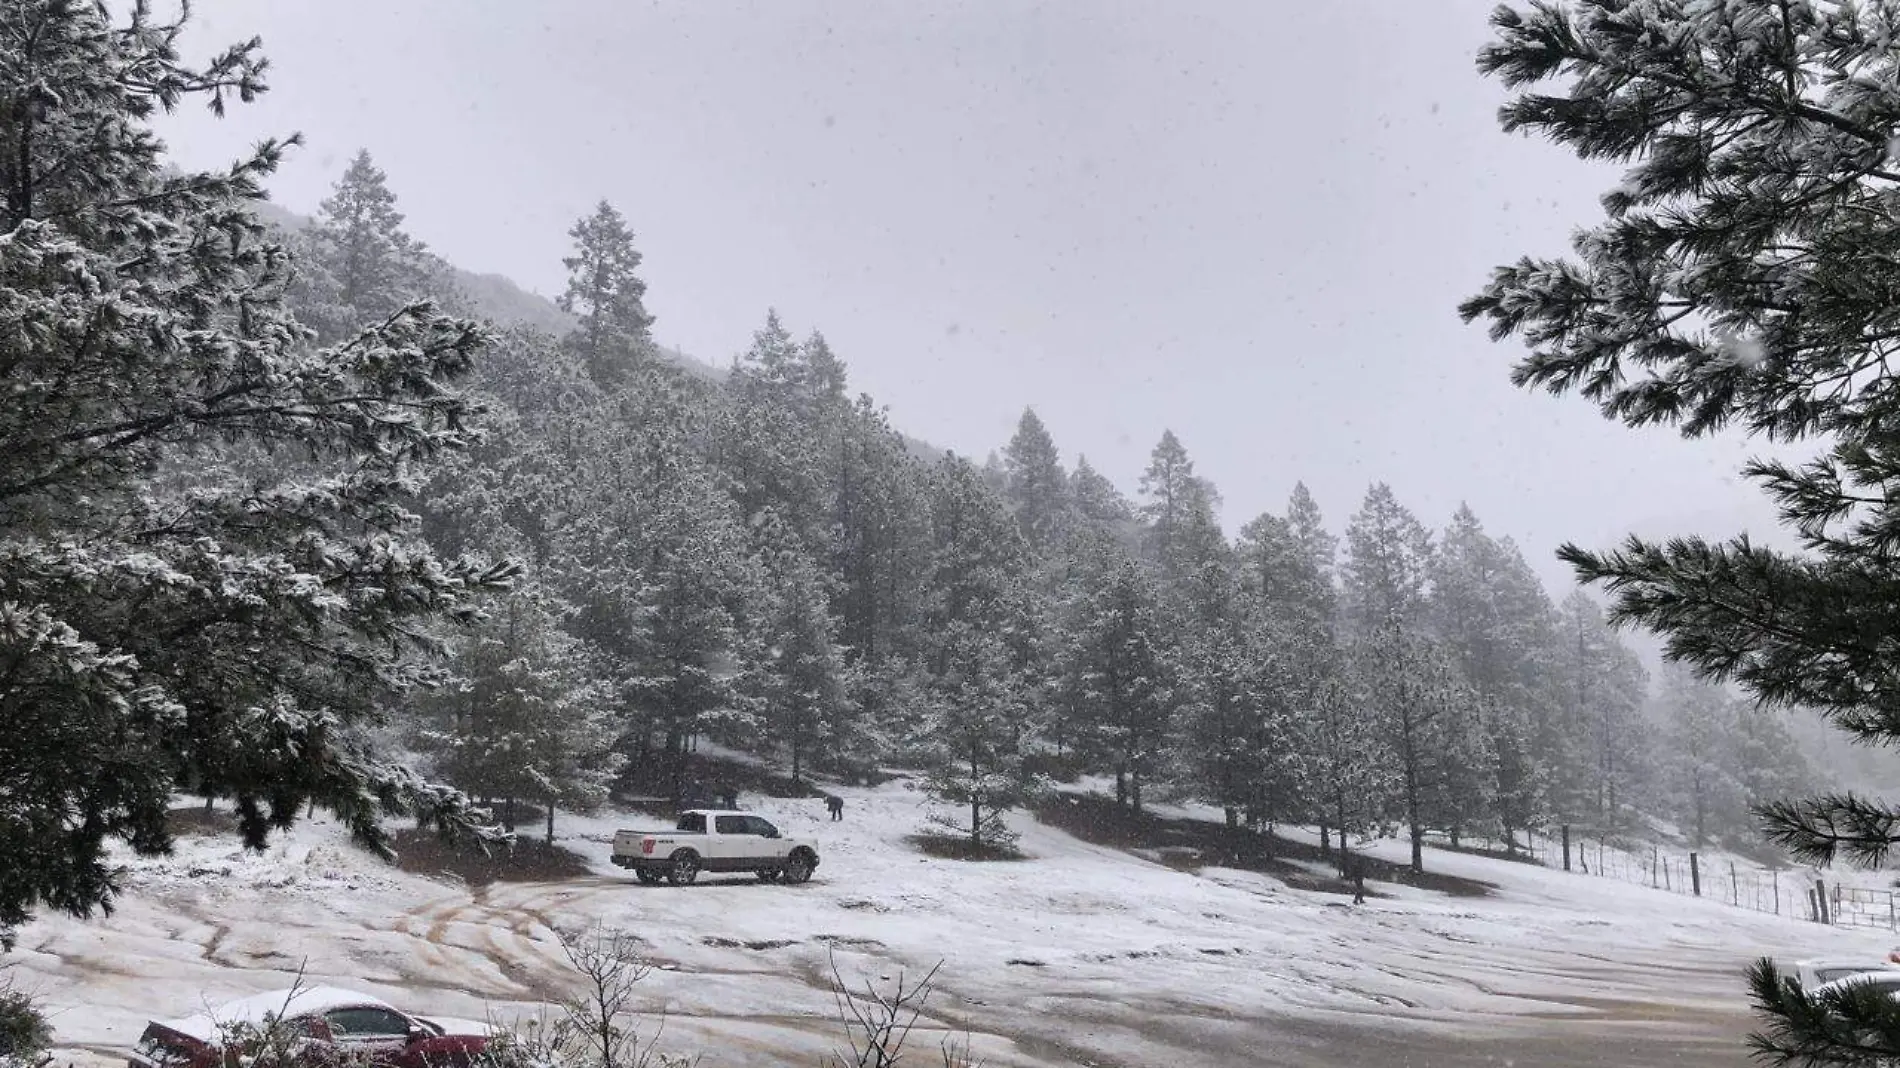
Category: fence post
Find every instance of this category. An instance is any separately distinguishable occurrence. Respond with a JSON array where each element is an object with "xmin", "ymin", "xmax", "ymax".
[
  {"xmin": 1889, "ymin": 891, "xmax": 1894, "ymax": 932},
  {"xmin": 1562, "ymin": 825, "xmax": 1571, "ymax": 872},
  {"xmin": 1816, "ymin": 879, "xmax": 1831, "ymax": 924},
  {"xmin": 1730, "ymin": 861, "xmax": 1738, "ymax": 906},
  {"xmin": 1808, "ymin": 888, "xmax": 1818, "ymax": 922},
  {"xmin": 1664, "ymin": 858, "xmax": 1672, "ymax": 892},
  {"xmin": 1690, "ymin": 852, "xmax": 1701, "ymax": 897},
  {"xmin": 1773, "ymin": 873, "xmax": 1779, "ymax": 916},
  {"xmin": 1651, "ymin": 845, "xmax": 1659, "ymax": 888}
]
